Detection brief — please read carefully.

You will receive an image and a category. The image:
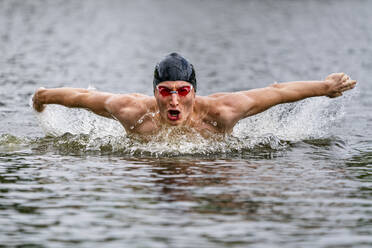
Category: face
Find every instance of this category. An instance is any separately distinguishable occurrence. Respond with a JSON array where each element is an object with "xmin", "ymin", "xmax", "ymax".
[{"xmin": 155, "ymin": 81, "xmax": 195, "ymax": 126}]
